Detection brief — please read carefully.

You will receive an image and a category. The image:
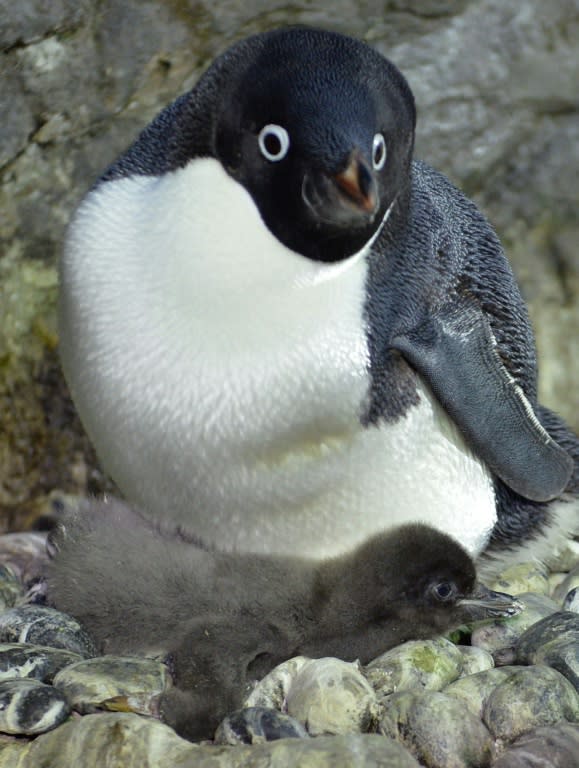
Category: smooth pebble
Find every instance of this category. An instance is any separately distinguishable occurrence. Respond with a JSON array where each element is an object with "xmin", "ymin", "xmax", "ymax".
[
  {"xmin": 285, "ymin": 657, "xmax": 380, "ymax": 736},
  {"xmin": 482, "ymin": 665, "xmax": 579, "ymax": 740},
  {"xmin": 493, "ymin": 722, "xmax": 579, "ymax": 768},
  {"xmin": 365, "ymin": 637, "xmax": 463, "ymax": 698},
  {"xmin": 214, "ymin": 706, "xmax": 308, "ymax": 744},
  {"xmin": 456, "ymin": 645, "xmax": 494, "ymax": 677},
  {"xmin": 0, "ymin": 642, "xmax": 83, "ymax": 683},
  {"xmin": 3, "ymin": 713, "xmax": 422, "ymax": 768},
  {"xmin": 244, "ymin": 656, "xmax": 310, "ymax": 710},
  {"xmin": 11, "ymin": 712, "xmax": 194, "ymax": 766},
  {"xmin": 380, "ymin": 690, "xmax": 493, "ymax": 768},
  {"xmin": 53, "ymin": 655, "xmax": 169, "ymax": 715},
  {"xmin": 516, "ymin": 611, "xmax": 579, "ymax": 663},
  {"xmin": 444, "ymin": 666, "xmax": 521, "ymax": 719},
  {"xmin": 0, "ymin": 678, "xmax": 71, "ymax": 736},
  {"xmin": 516, "ymin": 611, "xmax": 579, "ymax": 693},
  {"xmin": 562, "ymin": 586, "xmax": 579, "ymax": 613},
  {"xmin": 0, "ymin": 606, "xmax": 96, "ymax": 657}
]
